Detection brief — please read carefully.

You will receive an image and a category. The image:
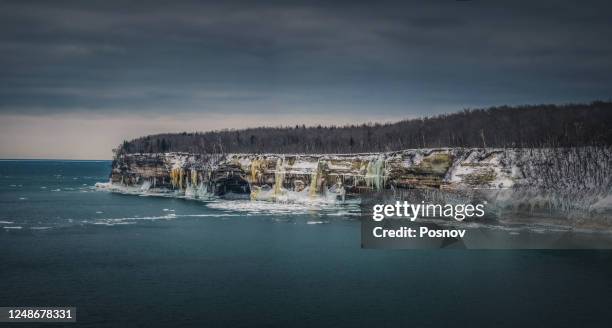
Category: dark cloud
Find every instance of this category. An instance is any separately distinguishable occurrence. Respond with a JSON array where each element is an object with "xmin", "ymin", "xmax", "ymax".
[{"xmin": 1, "ymin": 0, "xmax": 611, "ymax": 117}]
